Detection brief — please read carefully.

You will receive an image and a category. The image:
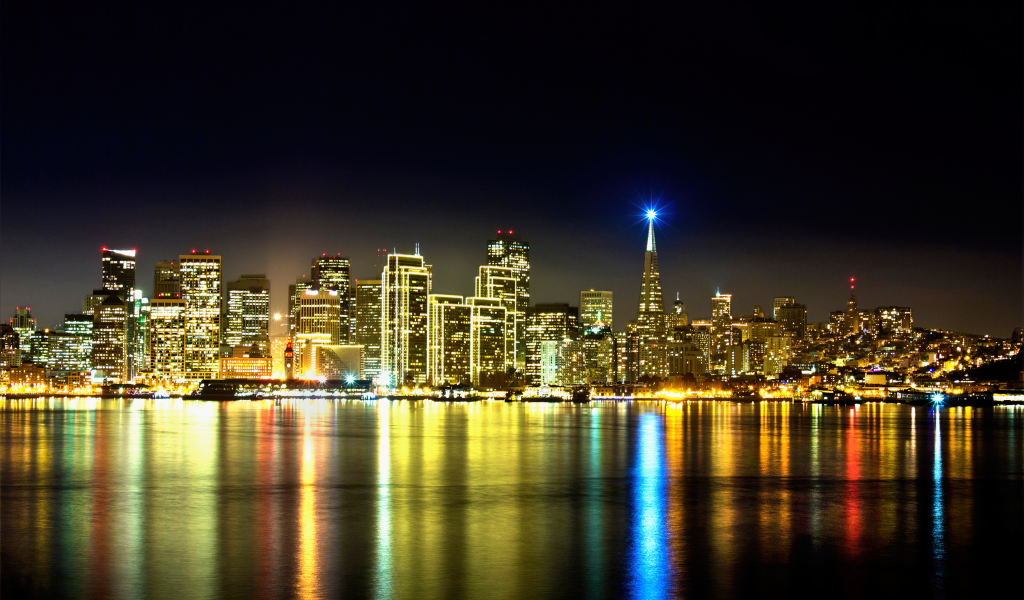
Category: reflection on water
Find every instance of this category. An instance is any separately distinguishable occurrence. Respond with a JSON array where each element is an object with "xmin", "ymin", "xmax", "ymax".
[{"xmin": 2, "ymin": 399, "xmax": 1023, "ymax": 599}]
